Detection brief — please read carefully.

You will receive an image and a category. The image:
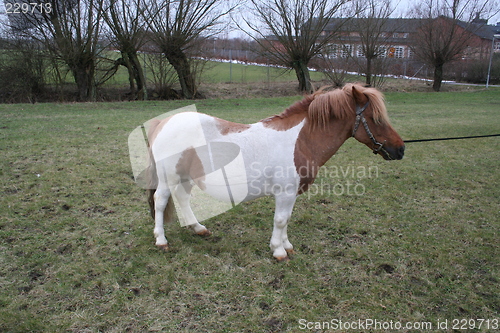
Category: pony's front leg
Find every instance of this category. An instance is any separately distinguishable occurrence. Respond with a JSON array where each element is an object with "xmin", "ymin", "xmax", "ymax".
[
  {"xmin": 281, "ymin": 224, "xmax": 295, "ymax": 255},
  {"xmin": 270, "ymin": 194, "xmax": 297, "ymax": 261}
]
